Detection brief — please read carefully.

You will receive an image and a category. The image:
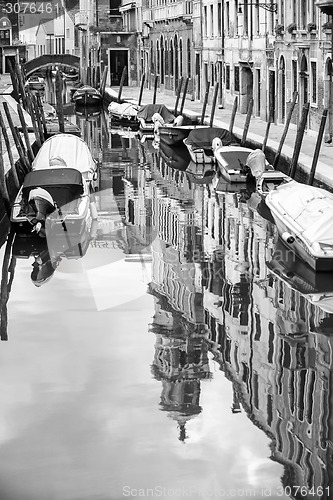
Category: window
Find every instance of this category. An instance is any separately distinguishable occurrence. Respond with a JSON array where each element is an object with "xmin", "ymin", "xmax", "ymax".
[
  {"xmin": 311, "ymin": 60, "xmax": 317, "ymax": 105},
  {"xmin": 187, "ymin": 39, "xmax": 191, "ymax": 76},
  {"xmin": 210, "ymin": 4, "xmax": 214, "ymax": 37},
  {"xmin": 179, "ymin": 39, "xmax": 183, "ymax": 76},
  {"xmin": 234, "ymin": 65, "xmax": 239, "ymax": 92},
  {"xmin": 292, "ymin": 60, "xmax": 297, "ymax": 95},
  {"xmin": 203, "ymin": 6, "xmax": 207, "ymax": 37},
  {"xmin": 225, "ymin": 64, "xmax": 230, "ymax": 90},
  {"xmin": 217, "ymin": 2, "xmax": 221, "ymax": 36}
]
